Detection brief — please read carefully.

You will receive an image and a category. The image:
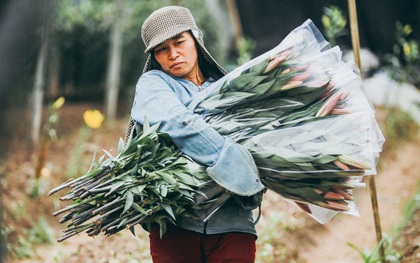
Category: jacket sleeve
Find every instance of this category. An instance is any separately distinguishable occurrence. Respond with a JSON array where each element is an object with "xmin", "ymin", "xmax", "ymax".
[{"xmin": 130, "ymin": 71, "xmax": 264, "ymax": 196}]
